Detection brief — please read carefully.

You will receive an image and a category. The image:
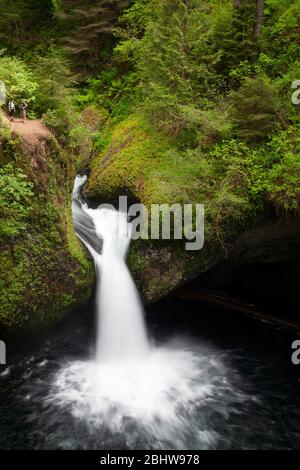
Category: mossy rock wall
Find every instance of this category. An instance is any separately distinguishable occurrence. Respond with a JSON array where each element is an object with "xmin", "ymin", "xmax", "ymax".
[
  {"xmin": 84, "ymin": 115, "xmax": 227, "ymax": 301},
  {"xmin": 85, "ymin": 115, "xmax": 300, "ymax": 303},
  {"xmin": 0, "ymin": 121, "xmax": 94, "ymax": 331}
]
